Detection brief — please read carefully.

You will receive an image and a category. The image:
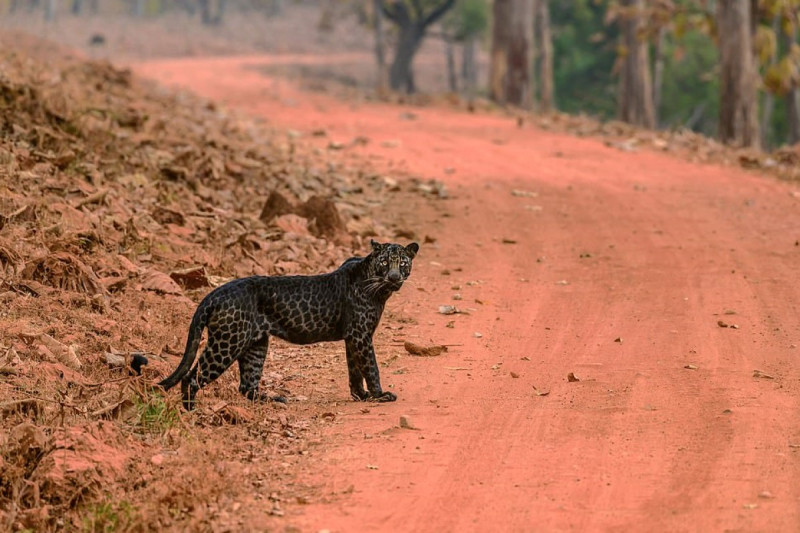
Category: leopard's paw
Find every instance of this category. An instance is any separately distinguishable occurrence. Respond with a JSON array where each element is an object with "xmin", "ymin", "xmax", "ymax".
[
  {"xmin": 368, "ymin": 391, "xmax": 397, "ymax": 403},
  {"xmin": 350, "ymin": 389, "xmax": 369, "ymax": 401}
]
